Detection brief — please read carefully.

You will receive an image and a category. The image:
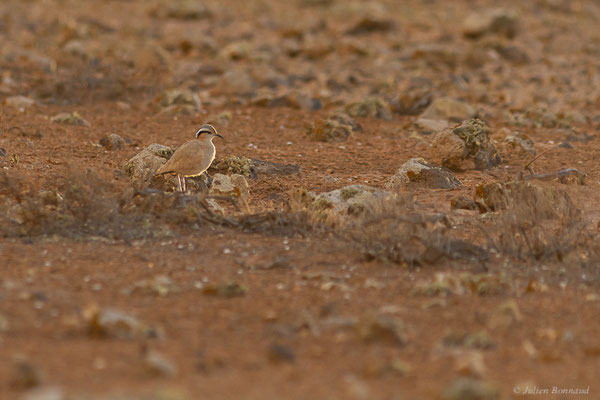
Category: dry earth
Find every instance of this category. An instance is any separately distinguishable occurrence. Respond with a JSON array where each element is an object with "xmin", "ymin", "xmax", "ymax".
[{"xmin": 1, "ymin": 0, "xmax": 600, "ymax": 399}]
